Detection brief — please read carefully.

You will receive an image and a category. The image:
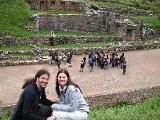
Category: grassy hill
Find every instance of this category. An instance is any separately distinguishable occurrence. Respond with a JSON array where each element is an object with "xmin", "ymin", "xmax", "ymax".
[
  {"xmin": 0, "ymin": 0, "xmax": 33, "ymax": 37},
  {"xmin": 0, "ymin": 0, "xmax": 83, "ymax": 38},
  {"xmin": 0, "ymin": 0, "xmax": 160, "ymax": 38}
]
